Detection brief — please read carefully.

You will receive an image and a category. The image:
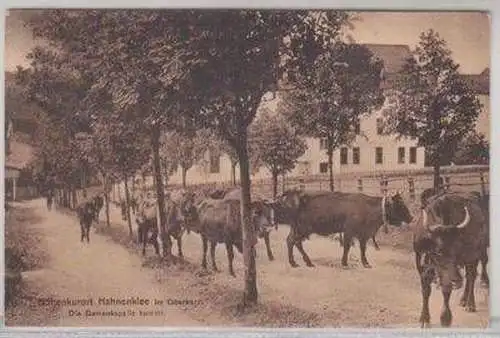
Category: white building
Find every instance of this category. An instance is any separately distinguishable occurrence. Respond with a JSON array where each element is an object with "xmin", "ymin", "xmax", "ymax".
[{"xmin": 165, "ymin": 44, "xmax": 426, "ymax": 186}]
